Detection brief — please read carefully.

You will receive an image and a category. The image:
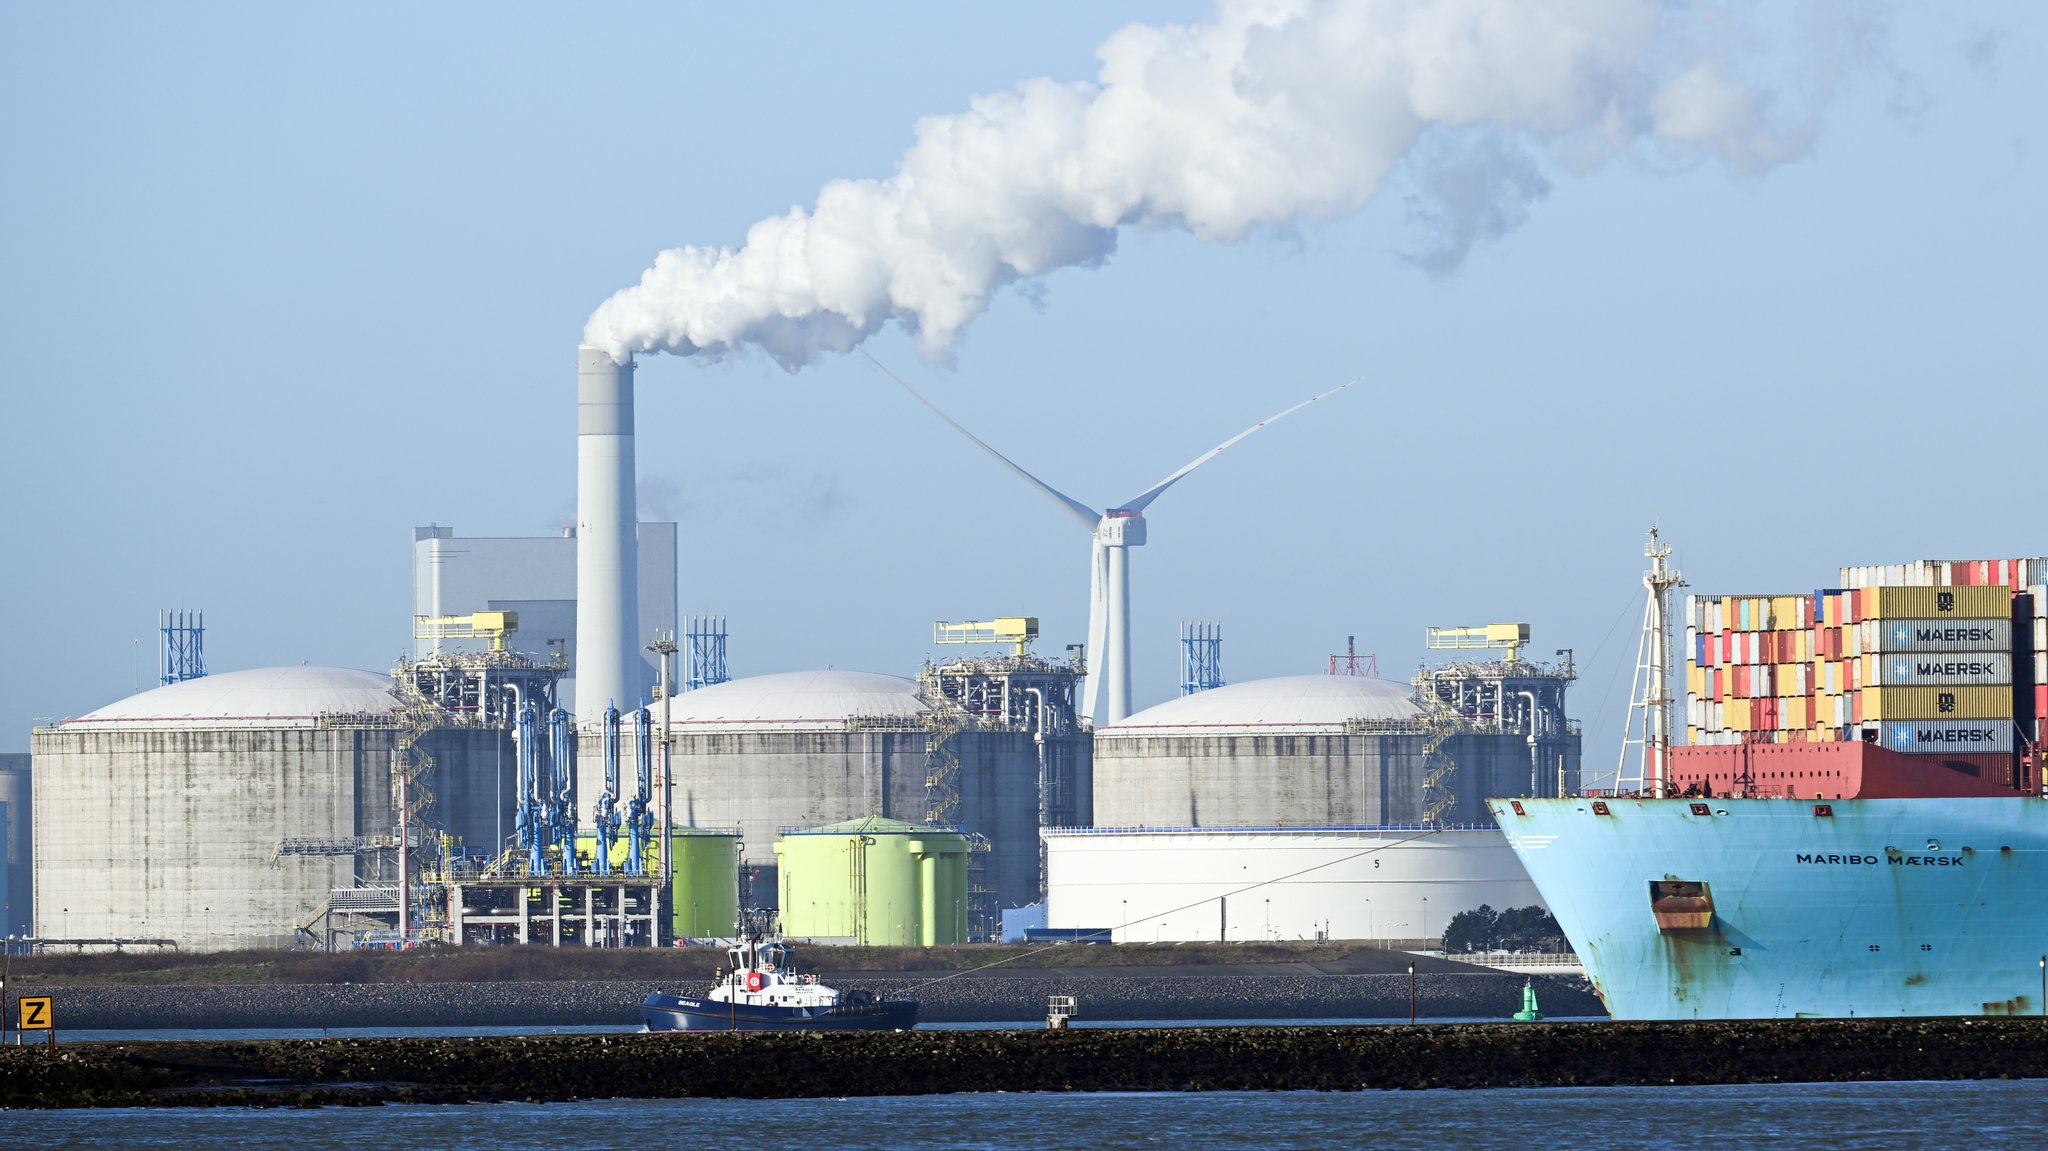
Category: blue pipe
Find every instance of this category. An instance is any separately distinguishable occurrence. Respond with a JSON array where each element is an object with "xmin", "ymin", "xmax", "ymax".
[
  {"xmin": 549, "ymin": 707, "xmax": 578, "ymax": 876},
  {"xmin": 594, "ymin": 703, "xmax": 620, "ymax": 875},
  {"xmin": 626, "ymin": 707, "xmax": 653, "ymax": 876}
]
